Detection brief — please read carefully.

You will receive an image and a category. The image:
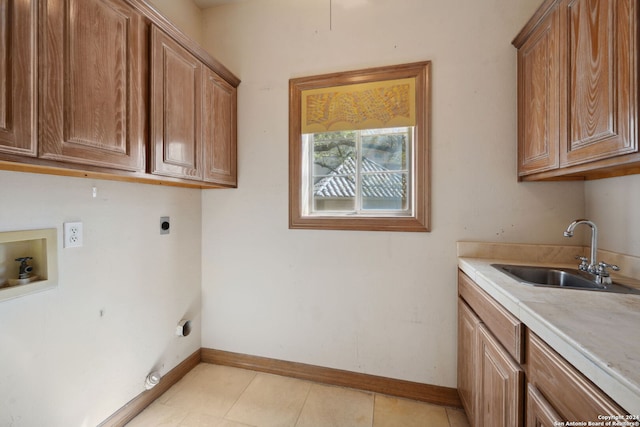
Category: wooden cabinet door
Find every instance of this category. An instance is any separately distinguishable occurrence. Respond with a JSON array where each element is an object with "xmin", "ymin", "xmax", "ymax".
[
  {"xmin": 458, "ymin": 299, "xmax": 480, "ymax": 426},
  {"xmin": 39, "ymin": 0, "xmax": 146, "ymax": 171},
  {"xmin": 517, "ymin": 3, "xmax": 560, "ymax": 176},
  {"xmin": 150, "ymin": 26, "xmax": 202, "ymax": 180},
  {"xmin": 560, "ymin": 0, "xmax": 638, "ymax": 166},
  {"xmin": 477, "ymin": 323, "xmax": 524, "ymax": 427},
  {"xmin": 0, "ymin": 0, "xmax": 37, "ymax": 157},
  {"xmin": 202, "ymin": 67, "xmax": 237, "ymax": 186},
  {"xmin": 526, "ymin": 384, "xmax": 563, "ymax": 427}
]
